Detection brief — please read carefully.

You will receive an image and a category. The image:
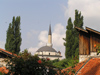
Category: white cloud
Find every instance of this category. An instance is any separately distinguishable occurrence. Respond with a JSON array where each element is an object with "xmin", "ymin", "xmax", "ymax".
[
  {"xmin": 28, "ymin": 24, "xmax": 66, "ymax": 58},
  {"xmin": 27, "ymin": 30, "xmax": 39, "ymax": 39},
  {"xmin": 28, "ymin": 47, "xmax": 38, "ymax": 54},
  {"xmin": 0, "ymin": 41, "xmax": 5, "ymax": 49},
  {"xmin": 28, "ymin": 31, "xmax": 48, "ymax": 55},
  {"xmin": 52, "ymin": 24, "xmax": 65, "ymax": 58},
  {"xmin": 64, "ymin": 0, "xmax": 100, "ymax": 31},
  {"xmin": 38, "ymin": 31, "xmax": 48, "ymax": 47},
  {"xmin": 52, "ymin": 24, "xmax": 65, "ymax": 47}
]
